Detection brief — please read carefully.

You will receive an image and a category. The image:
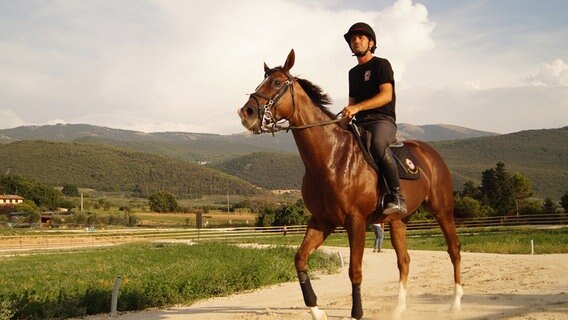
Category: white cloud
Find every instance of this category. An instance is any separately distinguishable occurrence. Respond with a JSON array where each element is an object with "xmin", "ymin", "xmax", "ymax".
[
  {"xmin": 0, "ymin": 0, "xmax": 565, "ymax": 134},
  {"xmin": 518, "ymin": 58, "xmax": 568, "ymax": 87},
  {"xmin": 0, "ymin": 109, "xmax": 25, "ymax": 129},
  {"xmin": 375, "ymin": 0, "xmax": 436, "ymax": 78},
  {"xmin": 0, "ymin": 0, "xmax": 438, "ymax": 134}
]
